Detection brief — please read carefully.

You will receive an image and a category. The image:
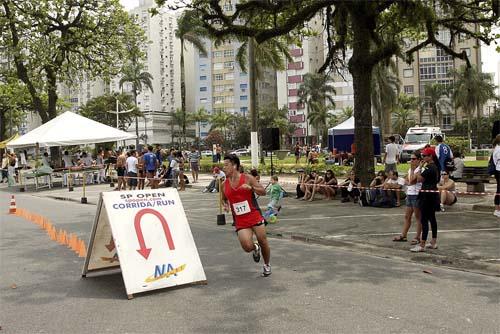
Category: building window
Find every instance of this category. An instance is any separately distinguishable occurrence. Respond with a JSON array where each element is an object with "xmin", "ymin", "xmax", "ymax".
[
  {"xmin": 460, "ymin": 48, "xmax": 471, "ymax": 57},
  {"xmin": 403, "ymin": 69, "xmax": 414, "ymax": 78},
  {"xmin": 200, "ymin": 86, "xmax": 207, "ymax": 92},
  {"xmin": 223, "ymin": 50, "xmax": 234, "ymax": 57},
  {"xmin": 213, "ymin": 107, "xmax": 224, "ymax": 114},
  {"xmin": 200, "ymin": 98, "xmax": 208, "ymax": 103},
  {"xmin": 213, "ymin": 62, "xmax": 223, "ymax": 70},
  {"xmin": 224, "ymin": 84, "xmax": 233, "ymax": 91},
  {"xmin": 240, "ymin": 83, "xmax": 247, "ymax": 90},
  {"xmin": 199, "ymin": 64, "xmax": 207, "ymax": 69},
  {"xmin": 226, "ymin": 96, "xmax": 234, "ymax": 103},
  {"xmin": 213, "ymin": 51, "xmax": 223, "ymax": 58},
  {"xmin": 436, "ymin": 48, "xmax": 453, "ymax": 62},
  {"xmin": 240, "ymin": 107, "xmax": 248, "ymax": 114},
  {"xmin": 199, "ymin": 50, "xmax": 207, "ymax": 58},
  {"xmin": 240, "ymin": 72, "xmax": 247, "ymax": 76},
  {"xmin": 223, "ymin": 3, "xmax": 233, "ymax": 11},
  {"xmin": 403, "ymin": 85, "xmax": 414, "ymax": 95},
  {"xmin": 214, "ymin": 96, "xmax": 224, "ymax": 104},
  {"xmin": 240, "ymin": 95, "xmax": 248, "ymax": 101},
  {"xmin": 224, "ymin": 61, "xmax": 234, "ymax": 69},
  {"xmin": 200, "ymin": 75, "xmax": 207, "ymax": 80},
  {"xmin": 214, "ymin": 74, "xmax": 223, "ymax": 81},
  {"xmin": 224, "ymin": 72, "xmax": 234, "ymax": 80},
  {"xmin": 214, "ymin": 85, "xmax": 224, "ymax": 92},
  {"xmin": 70, "ymin": 97, "xmax": 79, "ymax": 103},
  {"xmin": 442, "ymin": 114, "xmax": 453, "ymax": 130},
  {"xmin": 436, "ymin": 63, "xmax": 453, "ymax": 78},
  {"xmin": 419, "ymin": 64, "xmax": 436, "ymax": 80}
]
